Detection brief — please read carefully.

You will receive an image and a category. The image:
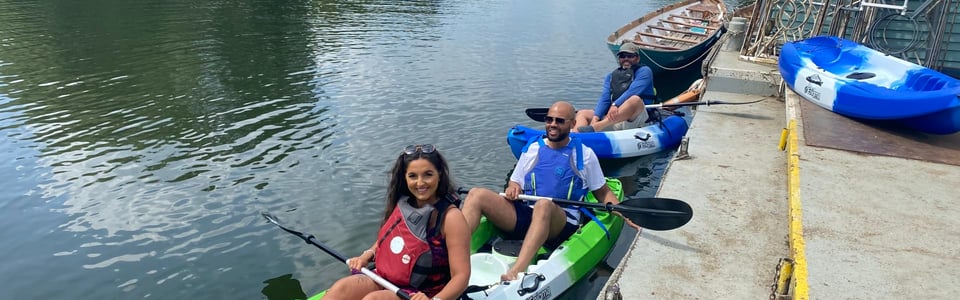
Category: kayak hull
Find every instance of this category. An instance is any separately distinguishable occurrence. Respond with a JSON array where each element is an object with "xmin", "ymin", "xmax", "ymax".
[{"xmin": 507, "ymin": 109, "xmax": 690, "ymax": 159}]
